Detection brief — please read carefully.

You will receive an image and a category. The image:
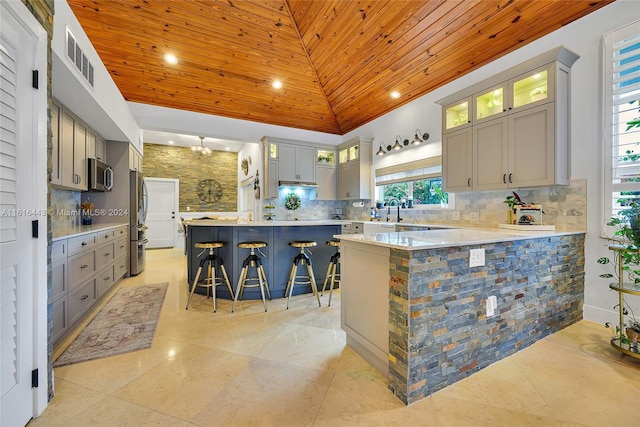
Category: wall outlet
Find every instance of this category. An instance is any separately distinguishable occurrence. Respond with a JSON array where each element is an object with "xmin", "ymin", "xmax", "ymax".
[
  {"xmin": 451, "ymin": 211, "xmax": 461, "ymax": 221},
  {"xmin": 469, "ymin": 248, "xmax": 485, "ymax": 267},
  {"xmin": 470, "ymin": 211, "xmax": 480, "ymax": 221},
  {"xmin": 486, "ymin": 295, "xmax": 497, "ymax": 317},
  {"xmin": 186, "ymin": 206, "xmax": 190, "ymax": 211}
]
